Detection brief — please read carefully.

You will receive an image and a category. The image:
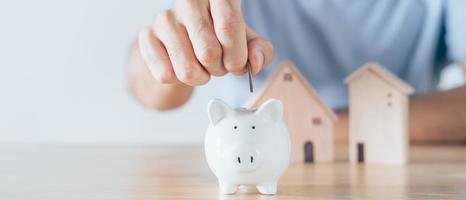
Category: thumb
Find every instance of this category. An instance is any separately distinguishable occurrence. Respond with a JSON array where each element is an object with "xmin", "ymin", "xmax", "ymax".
[{"xmin": 246, "ymin": 26, "xmax": 274, "ymax": 75}]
